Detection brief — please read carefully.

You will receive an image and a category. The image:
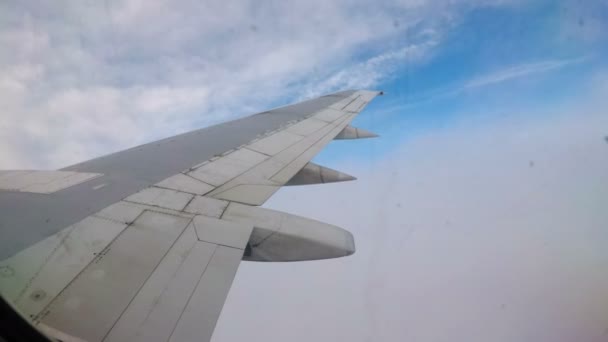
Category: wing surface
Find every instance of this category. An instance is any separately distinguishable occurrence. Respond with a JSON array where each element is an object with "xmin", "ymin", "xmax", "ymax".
[{"xmin": 0, "ymin": 90, "xmax": 381, "ymax": 342}]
